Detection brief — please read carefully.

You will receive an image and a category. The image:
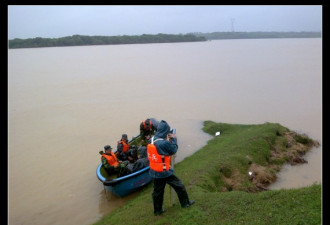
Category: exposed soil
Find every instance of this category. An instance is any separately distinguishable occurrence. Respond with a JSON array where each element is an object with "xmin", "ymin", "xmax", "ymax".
[
  {"xmin": 272, "ymin": 131, "xmax": 320, "ymax": 166},
  {"xmin": 221, "ymin": 131, "xmax": 320, "ymax": 193},
  {"xmin": 250, "ymin": 131, "xmax": 319, "ymax": 191}
]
